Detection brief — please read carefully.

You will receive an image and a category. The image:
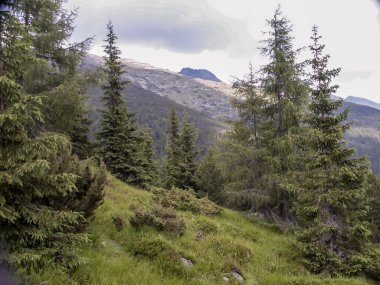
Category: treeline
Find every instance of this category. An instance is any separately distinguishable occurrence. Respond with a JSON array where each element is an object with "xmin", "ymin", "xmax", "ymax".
[{"xmin": 196, "ymin": 9, "xmax": 380, "ymax": 278}]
